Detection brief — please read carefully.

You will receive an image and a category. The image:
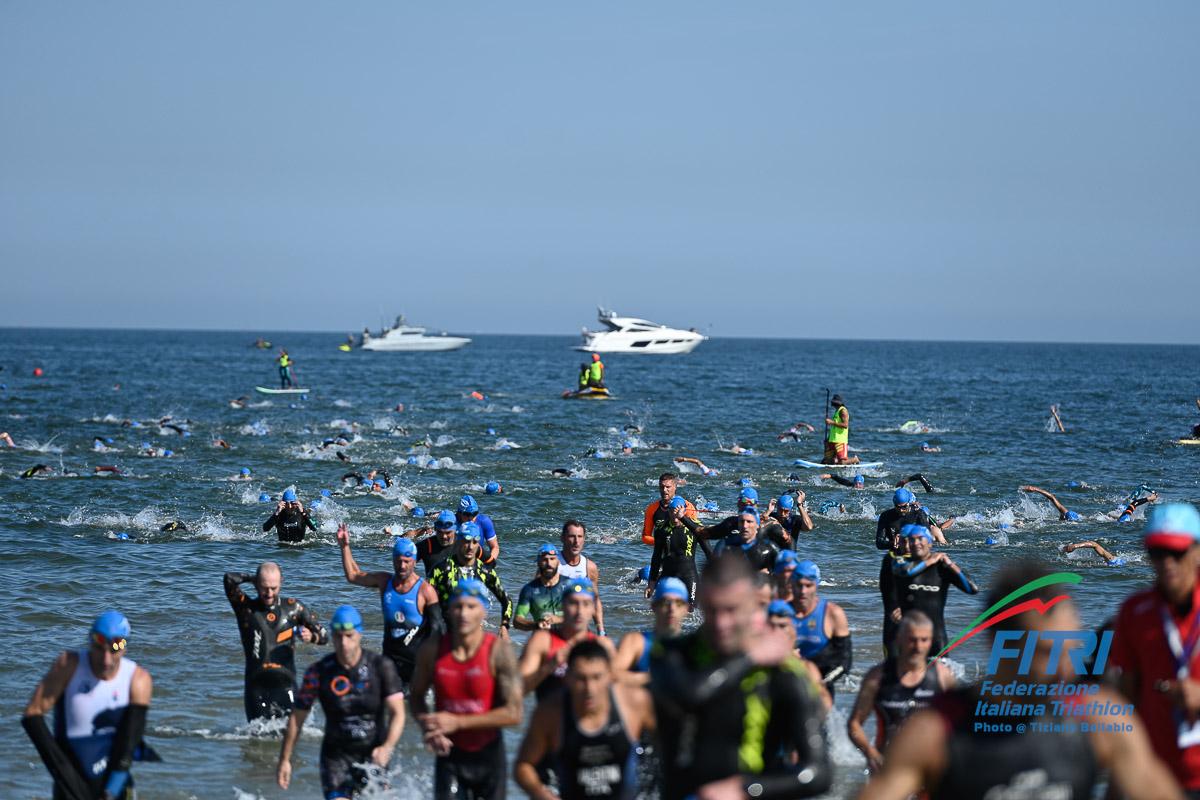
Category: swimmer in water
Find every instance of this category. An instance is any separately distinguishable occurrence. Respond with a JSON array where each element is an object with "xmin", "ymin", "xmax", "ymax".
[
  {"xmin": 672, "ymin": 456, "xmax": 719, "ymax": 476},
  {"xmin": 819, "ymin": 472, "xmax": 867, "ymax": 489},
  {"xmin": 0, "ymin": 431, "xmax": 14, "ymax": 447},
  {"xmin": 895, "ymin": 473, "xmax": 935, "ymax": 493},
  {"xmin": 230, "ymin": 467, "xmax": 252, "ymax": 481},
  {"xmin": 93, "ymin": 465, "xmax": 122, "ymax": 475},
  {"xmin": 919, "ymin": 441, "xmax": 941, "ymax": 453},
  {"xmin": 1108, "ymin": 490, "xmax": 1158, "ymax": 522},
  {"xmin": 212, "ymin": 438, "xmax": 231, "ymax": 449},
  {"xmin": 1062, "ymin": 541, "xmax": 1124, "ymax": 565},
  {"xmin": 229, "ymin": 396, "xmax": 248, "ymax": 409},
  {"xmin": 777, "ymin": 421, "xmax": 817, "ymax": 441},
  {"xmin": 1019, "ymin": 485, "xmax": 1083, "ymax": 521},
  {"xmin": 20, "ymin": 464, "xmax": 53, "ymax": 479}
]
